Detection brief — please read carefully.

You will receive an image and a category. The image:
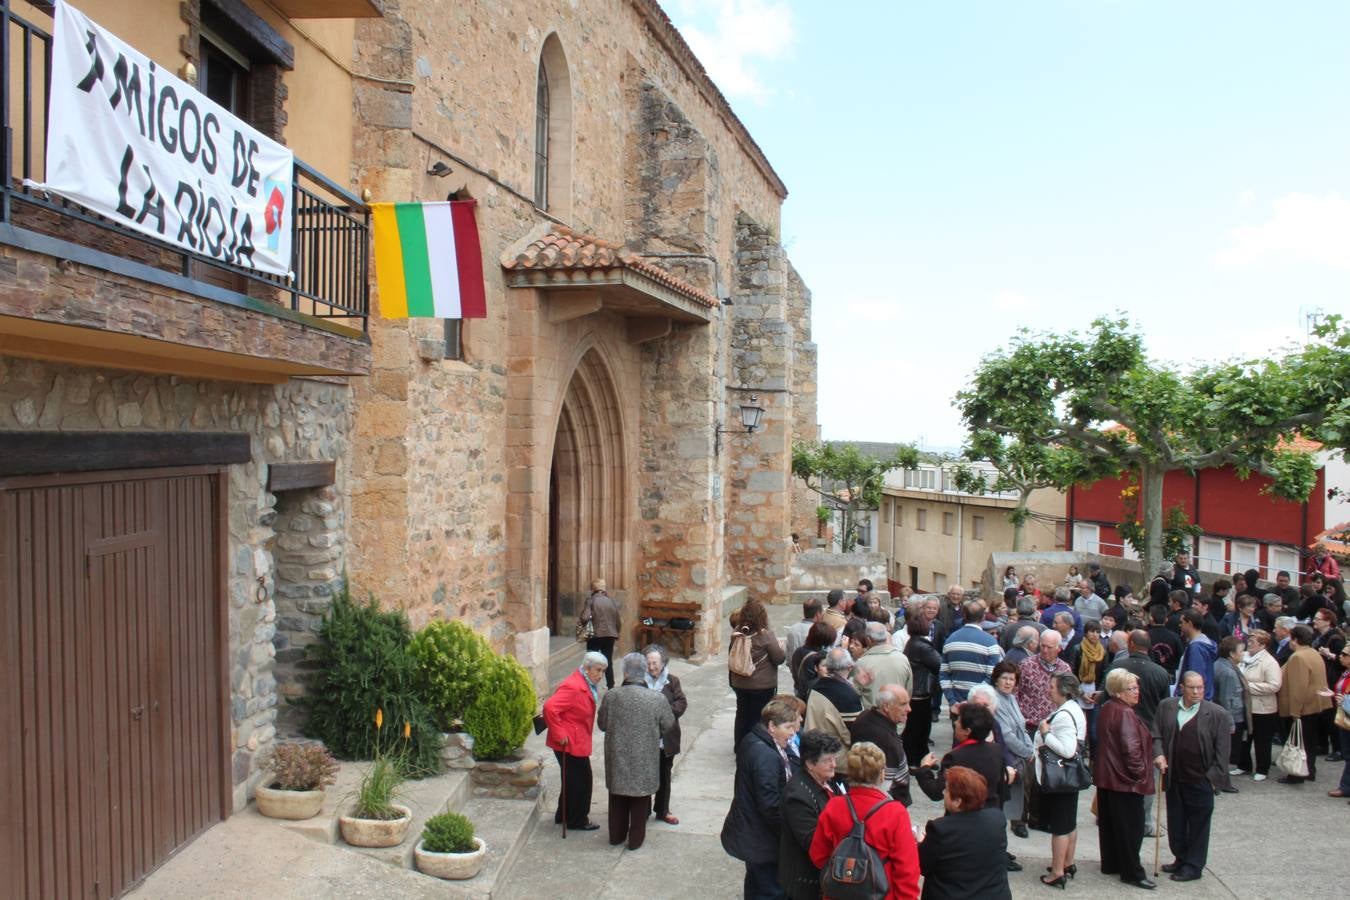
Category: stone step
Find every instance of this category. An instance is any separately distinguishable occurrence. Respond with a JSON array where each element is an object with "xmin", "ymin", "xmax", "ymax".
[
  {"xmin": 547, "ymin": 637, "xmax": 585, "ymax": 687},
  {"xmin": 429, "ymin": 793, "xmax": 545, "ymax": 898},
  {"xmin": 276, "ymin": 760, "xmax": 470, "ymax": 853}
]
